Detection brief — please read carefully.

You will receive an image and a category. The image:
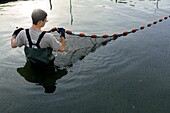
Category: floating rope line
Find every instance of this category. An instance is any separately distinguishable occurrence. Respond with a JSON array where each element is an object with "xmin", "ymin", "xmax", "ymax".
[{"xmin": 47, "ymin": 15, "xmax": 170, "ymax": 40}]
